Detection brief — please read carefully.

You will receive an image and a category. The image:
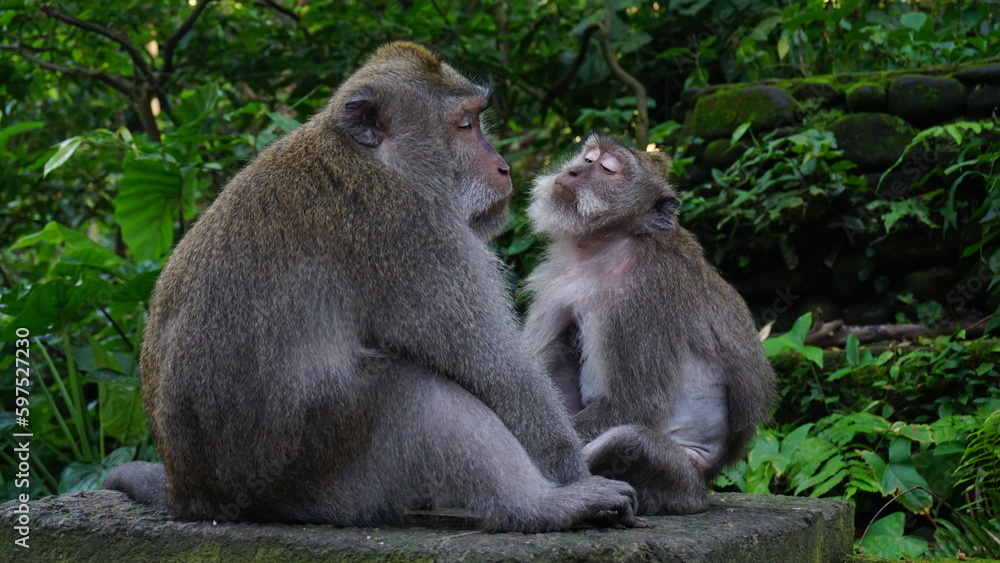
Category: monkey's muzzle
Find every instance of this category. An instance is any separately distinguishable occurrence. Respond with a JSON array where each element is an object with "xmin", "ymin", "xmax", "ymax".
[{"xmin": 552, "ymin": 181, "xmax": 576, "ymax": 204}]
